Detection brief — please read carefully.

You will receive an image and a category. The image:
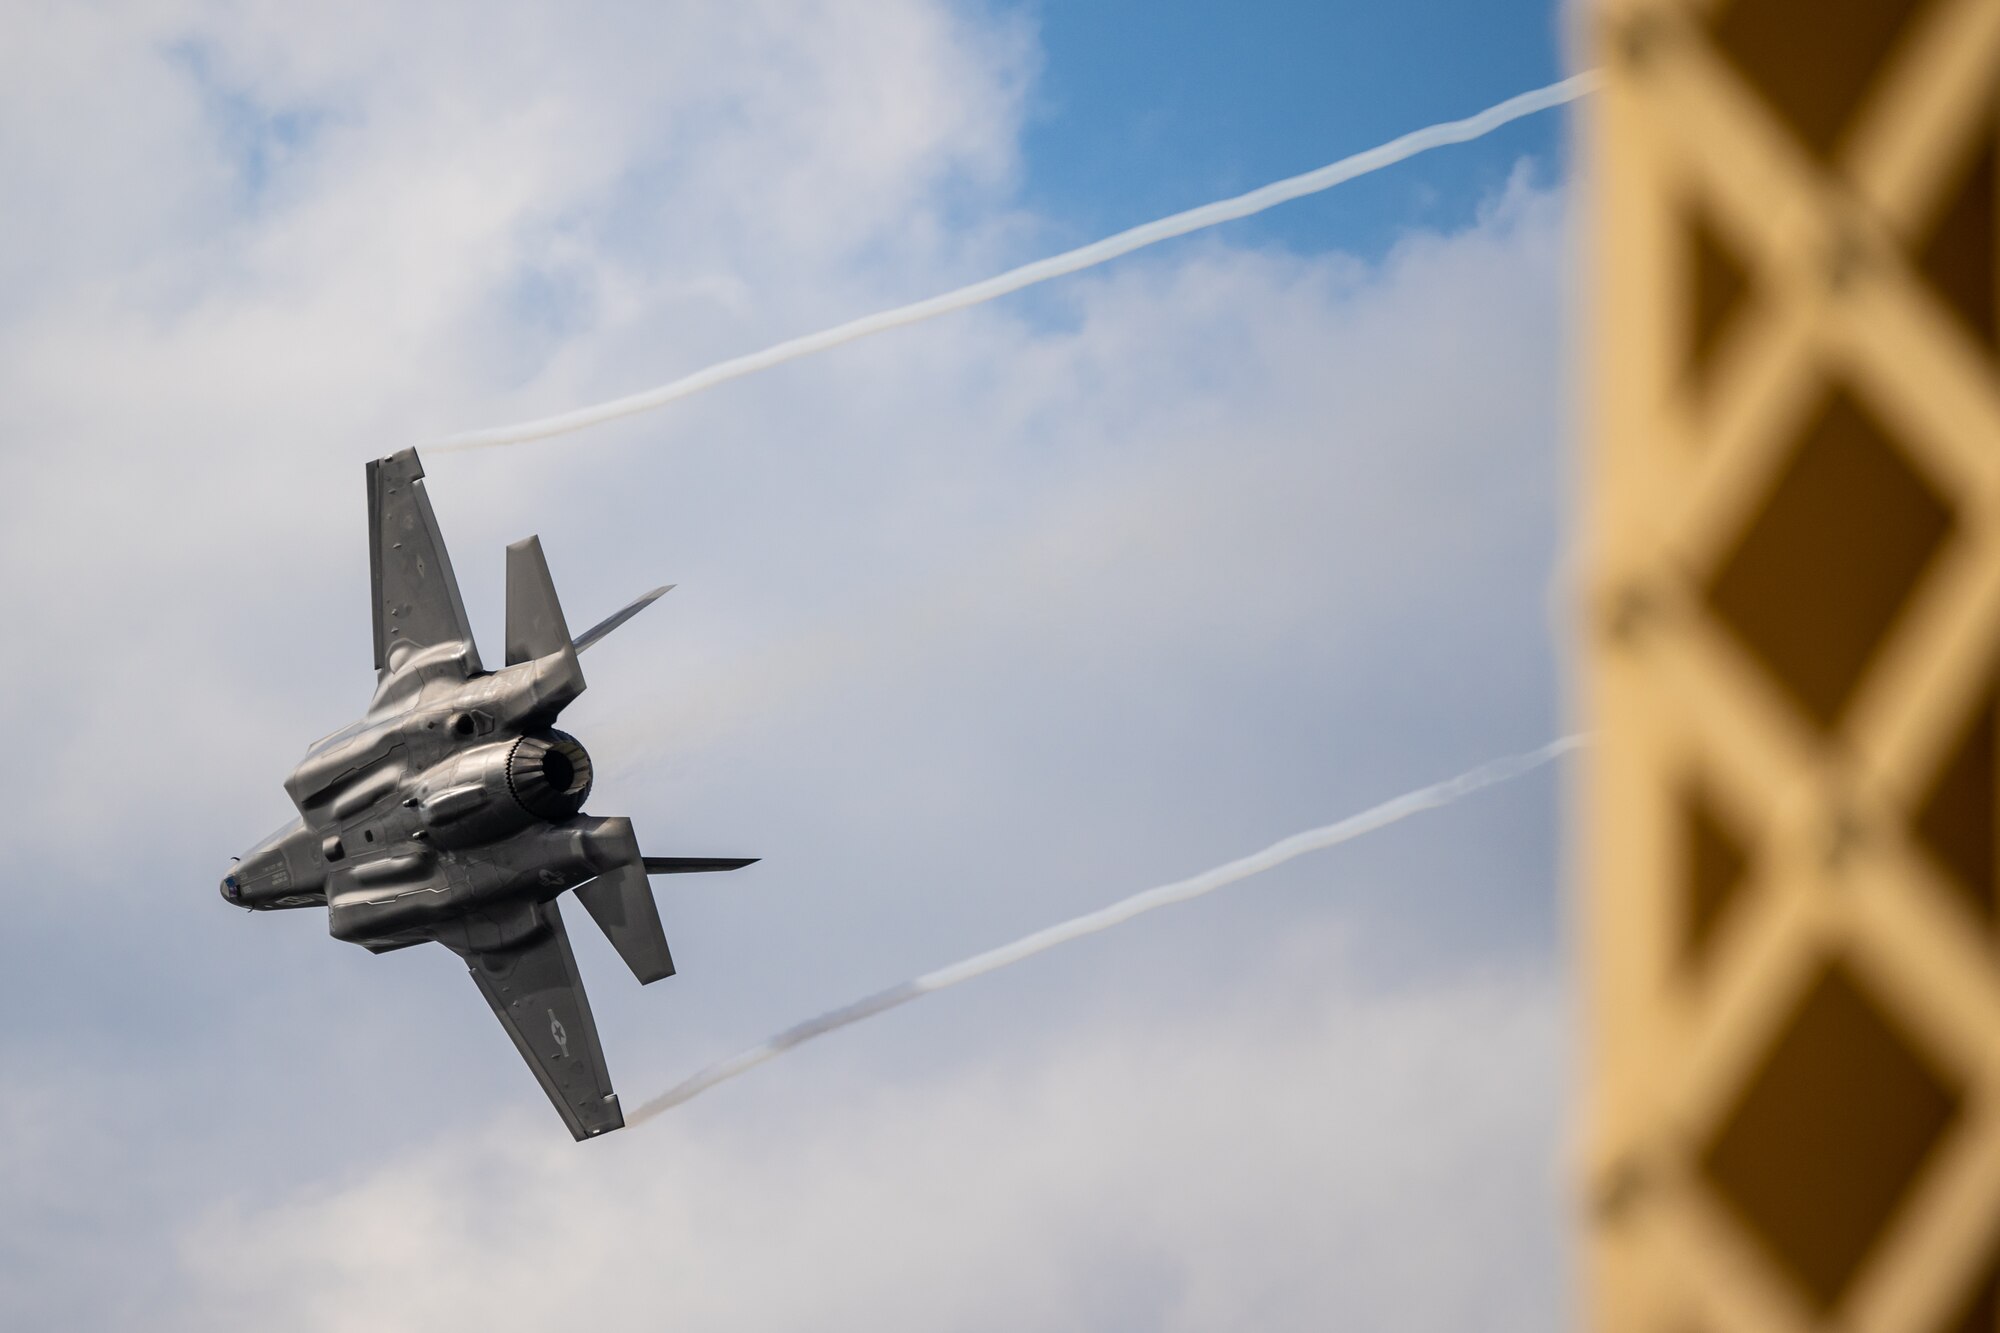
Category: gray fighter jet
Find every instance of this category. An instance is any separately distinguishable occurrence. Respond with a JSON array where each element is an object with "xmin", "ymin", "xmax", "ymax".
[{"xmin": 221, "ymin": 447, "xmax": 754, "ymax": 1140}]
